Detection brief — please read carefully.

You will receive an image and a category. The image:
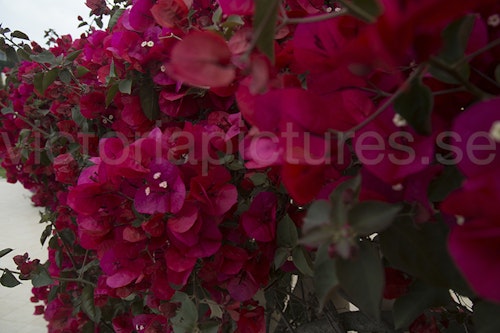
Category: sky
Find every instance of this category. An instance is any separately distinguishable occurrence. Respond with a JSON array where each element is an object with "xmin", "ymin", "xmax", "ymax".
[{"xmin": 0, "ymin": 0, "xmax": 97, "ymax": 45}]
